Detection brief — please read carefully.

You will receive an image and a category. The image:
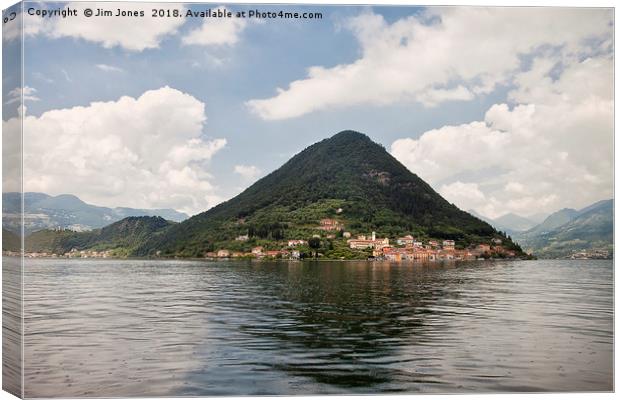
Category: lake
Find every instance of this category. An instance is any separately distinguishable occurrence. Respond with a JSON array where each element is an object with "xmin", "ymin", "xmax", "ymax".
[{"xmin": 18, "ymin": 259, "xmax": 613, "ymax": 396}]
